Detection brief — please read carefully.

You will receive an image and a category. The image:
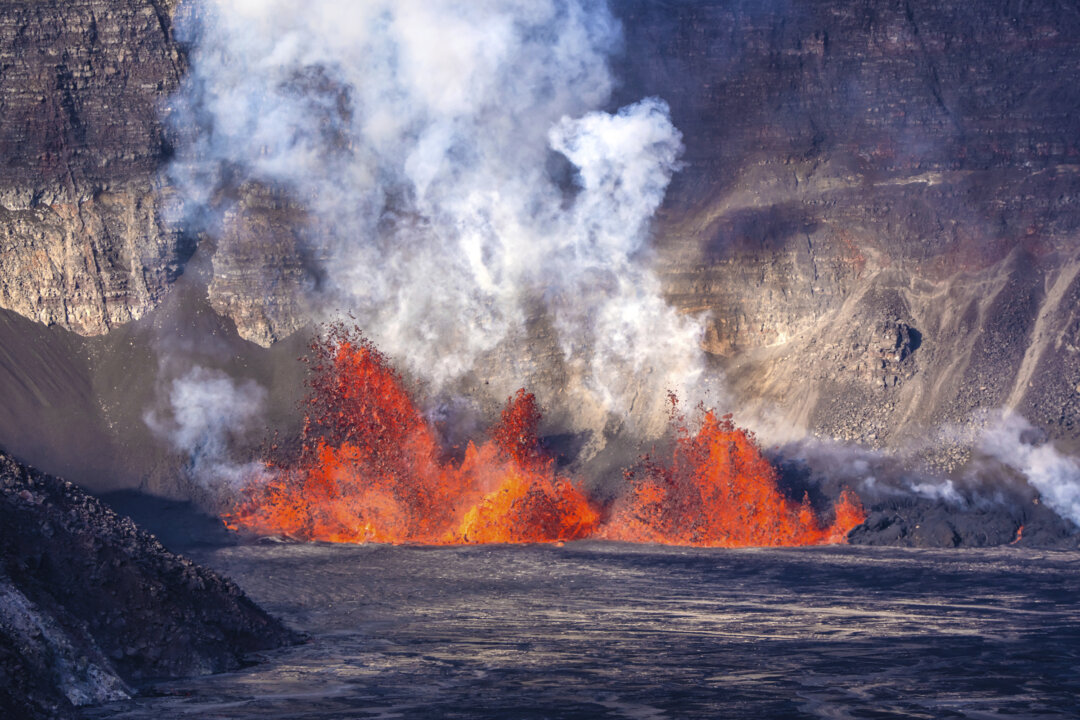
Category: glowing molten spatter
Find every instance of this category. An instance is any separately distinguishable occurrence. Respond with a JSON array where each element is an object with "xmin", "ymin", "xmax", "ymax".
[
  {"xmin": 602, "ymin": 410, "xmax": 866, "ymax": 547},
  {"xmin": 223, "ymin": 328, "xmax": 599, "ymax": 544},
  {"xmin": 225, "ymin": 327, "xmax": 864, "ymax": 547},
  {"xmin": 448, "ymin": 389, "xmax": 600, "ymax": 543}
]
